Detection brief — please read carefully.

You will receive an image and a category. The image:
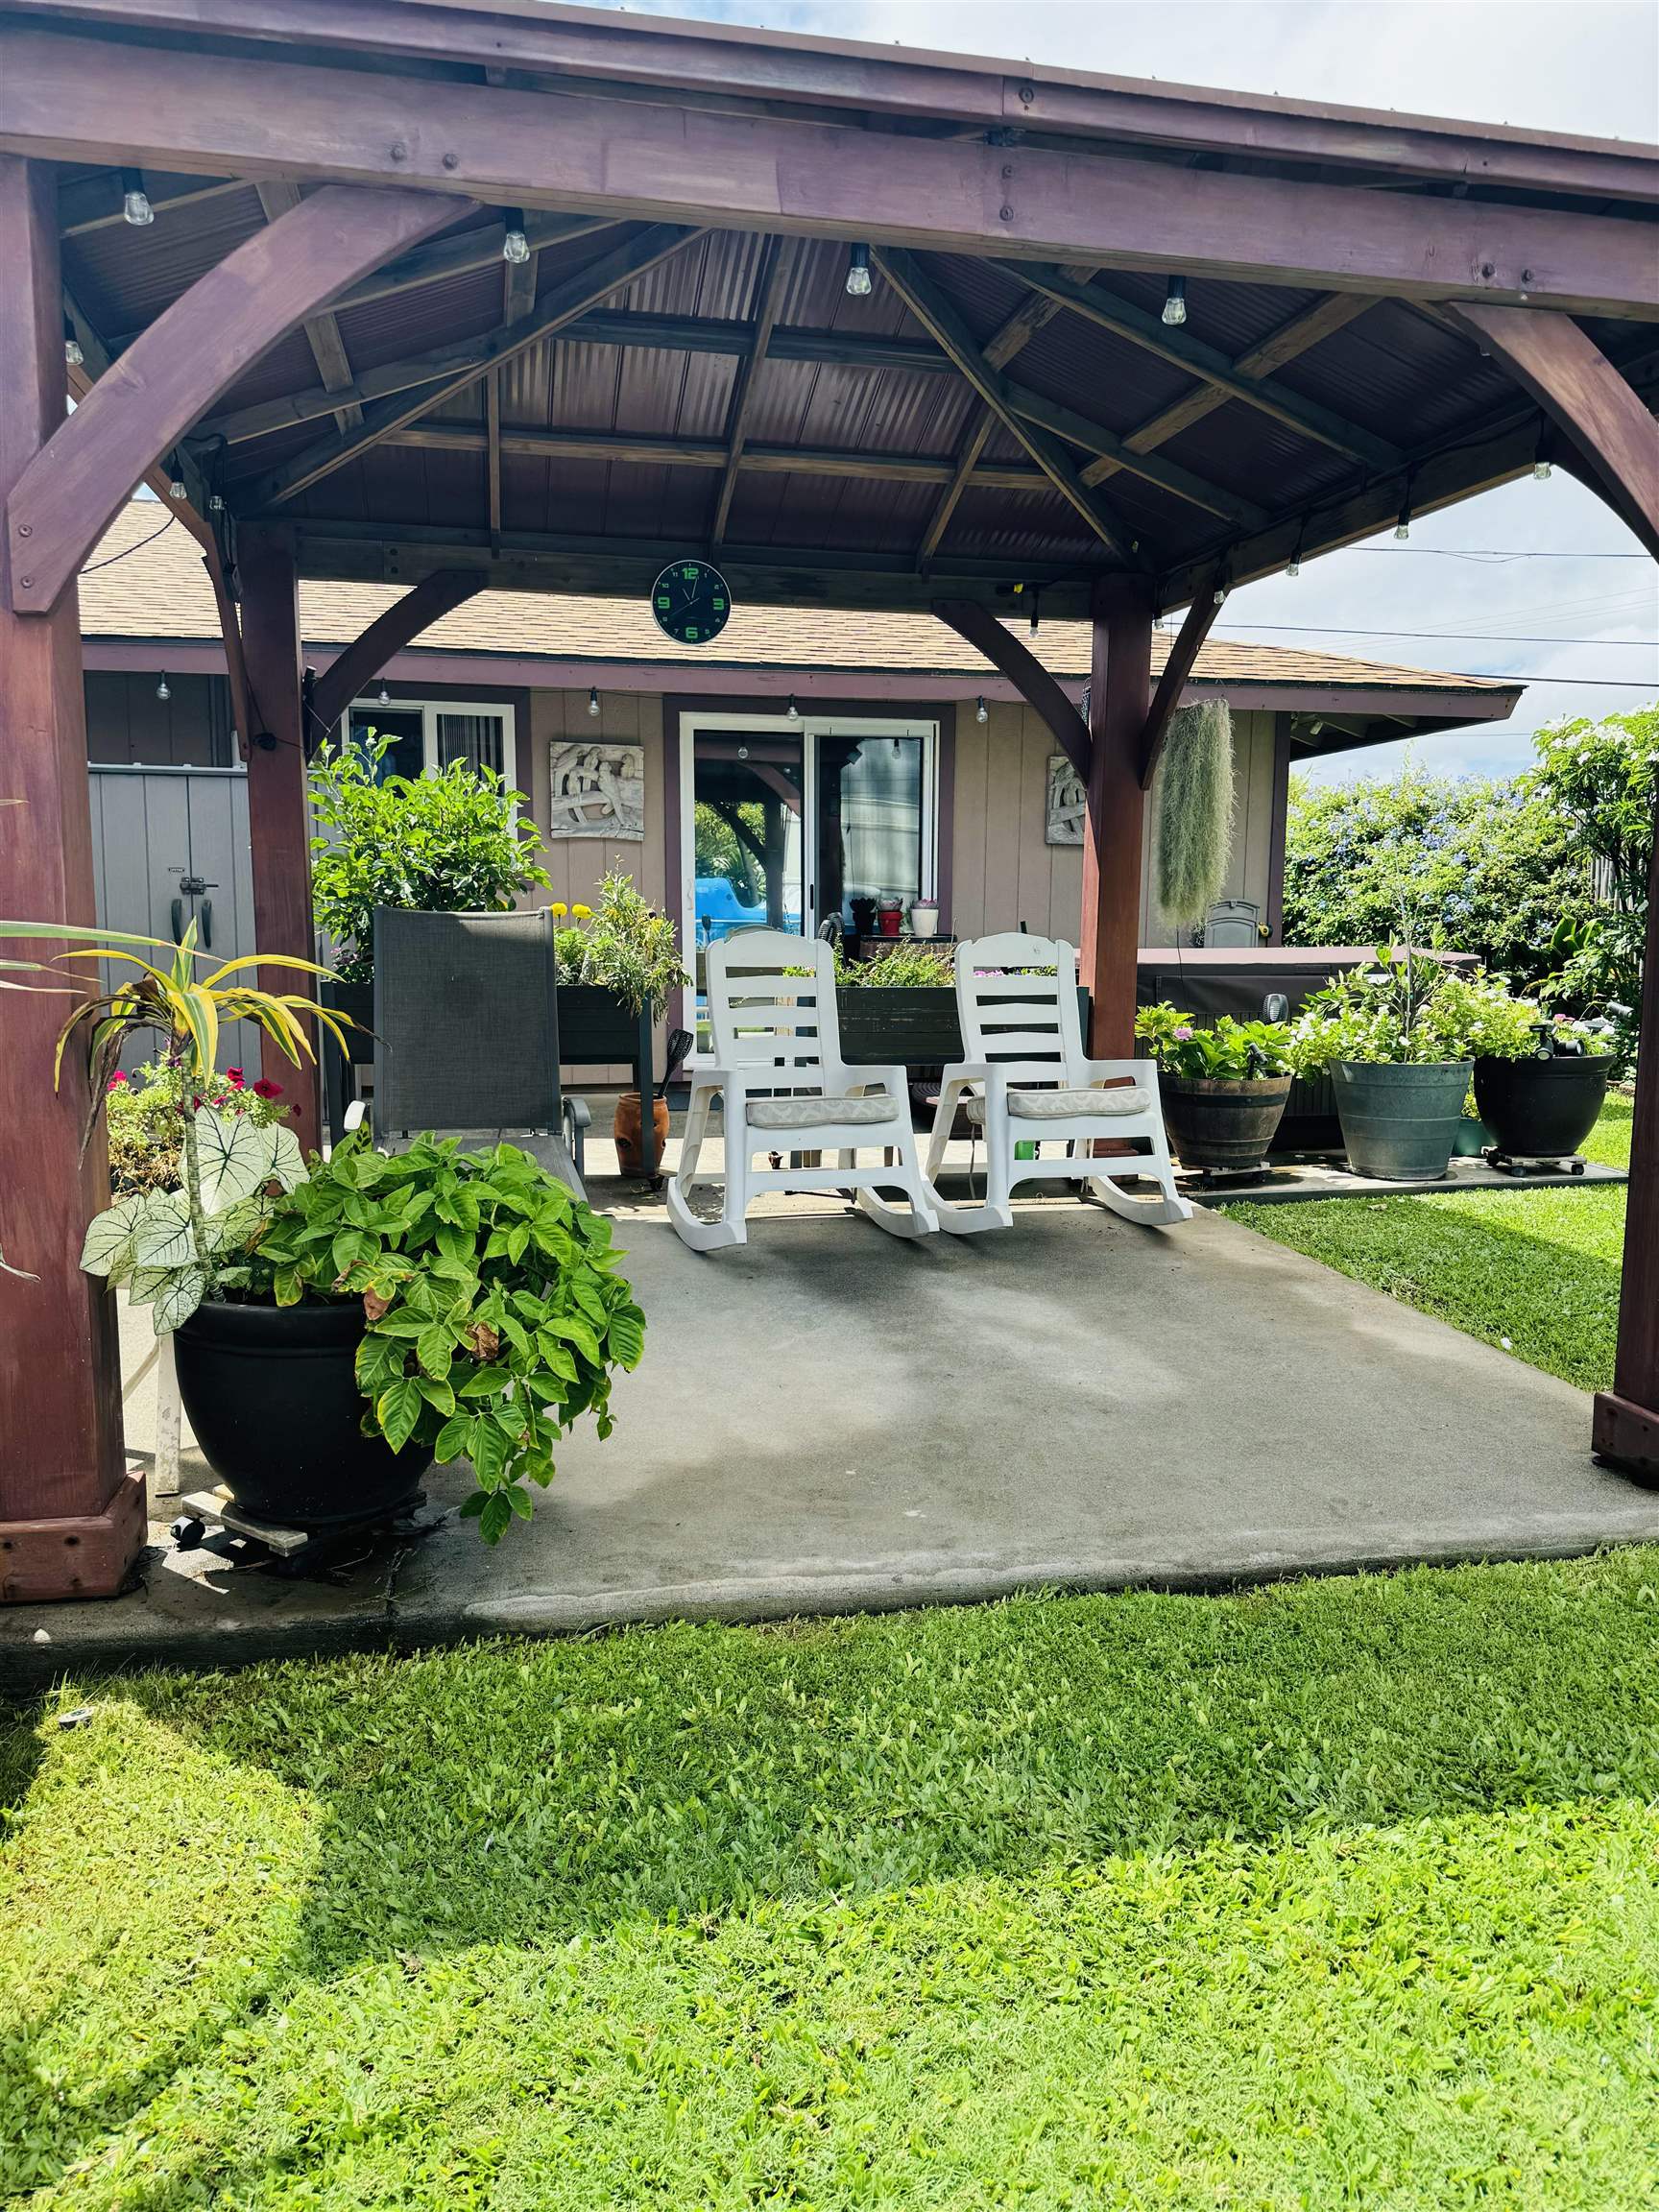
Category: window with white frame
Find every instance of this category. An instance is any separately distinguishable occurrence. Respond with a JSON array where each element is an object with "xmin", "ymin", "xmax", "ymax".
[{"xmin": 345, "ymin": 697, "xmax": 517, "ymax": 789}]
